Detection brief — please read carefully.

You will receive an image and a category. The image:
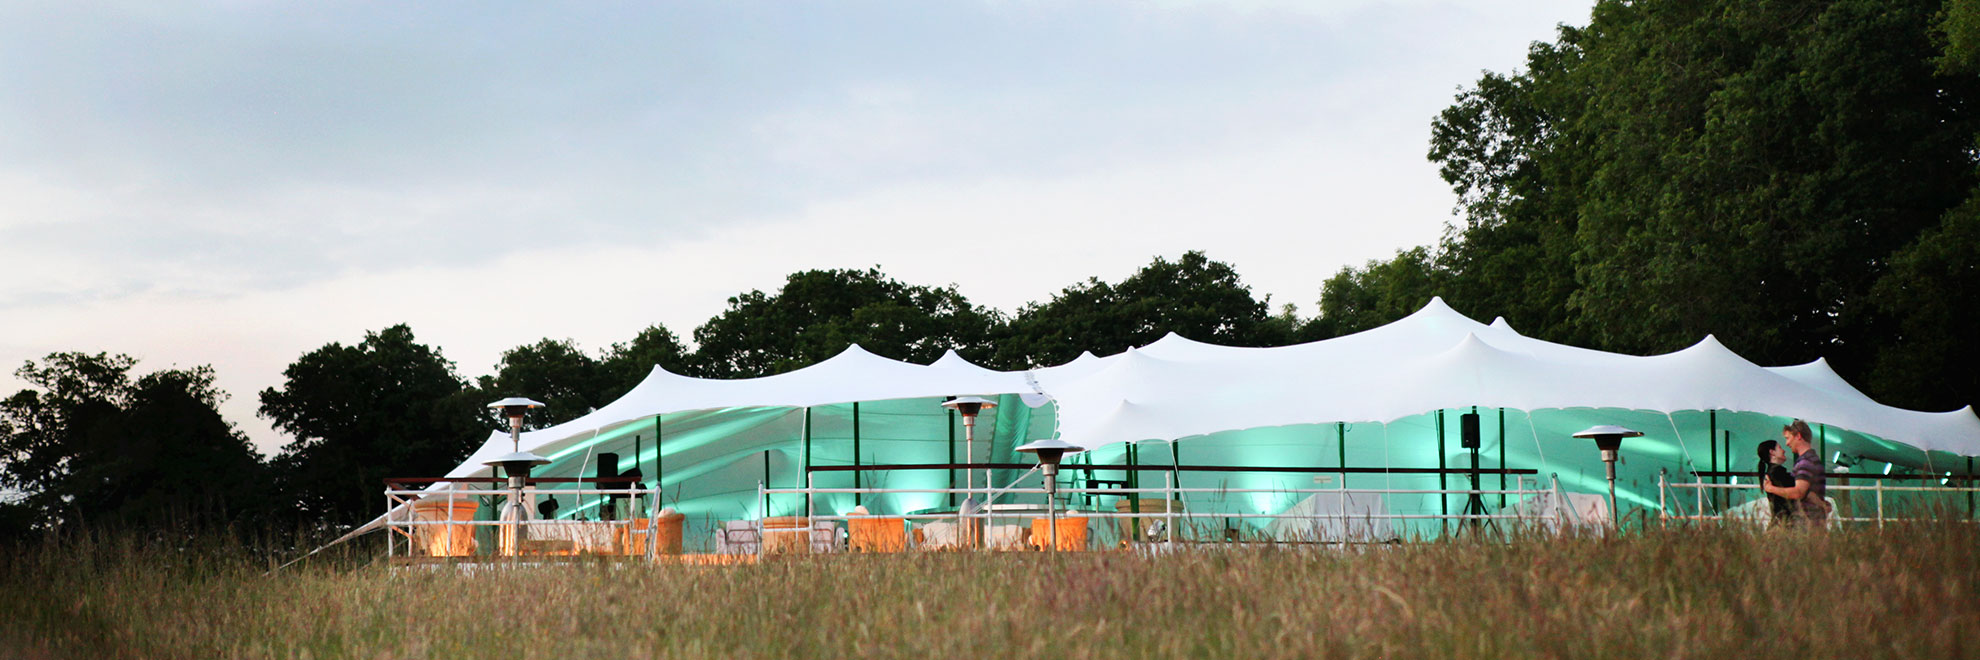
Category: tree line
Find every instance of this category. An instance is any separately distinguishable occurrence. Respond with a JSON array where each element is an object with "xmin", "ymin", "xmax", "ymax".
[
  {"xmin": 0, "ymin": 252, "xmax": 1299, "ymax": 536},
  {"xmin": 5, "ymin": 0, "xmax": 1979, "ymax": 538}
]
